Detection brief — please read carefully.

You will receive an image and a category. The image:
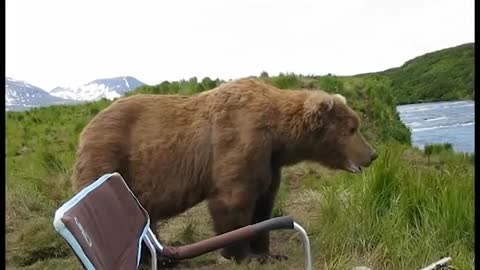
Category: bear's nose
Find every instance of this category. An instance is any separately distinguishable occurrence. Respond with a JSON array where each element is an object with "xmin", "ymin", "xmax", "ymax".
[{"xmin": 370, "ymin": 151, "xmax": 378, "ymax": 161}]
